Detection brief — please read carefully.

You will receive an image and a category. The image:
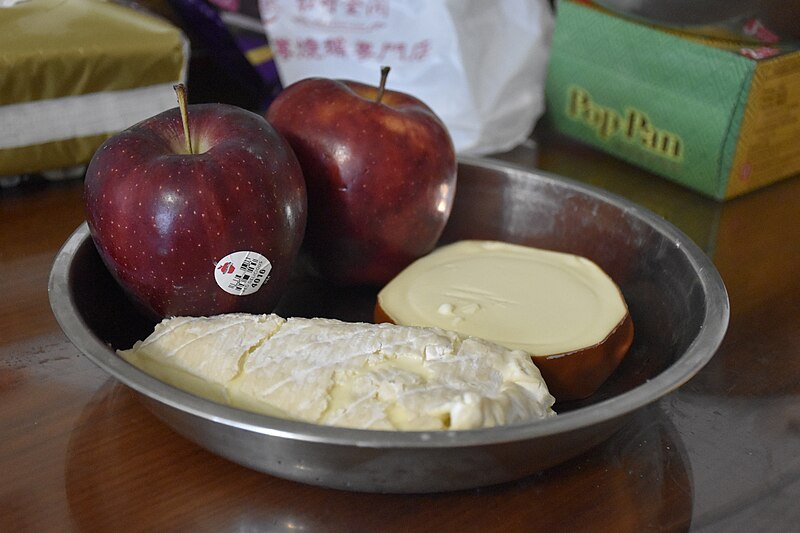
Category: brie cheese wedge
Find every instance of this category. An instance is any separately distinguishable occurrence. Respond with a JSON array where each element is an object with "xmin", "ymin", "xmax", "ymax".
[{"xmin": 119, "ymin": 313, "xmax": 556, "ymax": 431}]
